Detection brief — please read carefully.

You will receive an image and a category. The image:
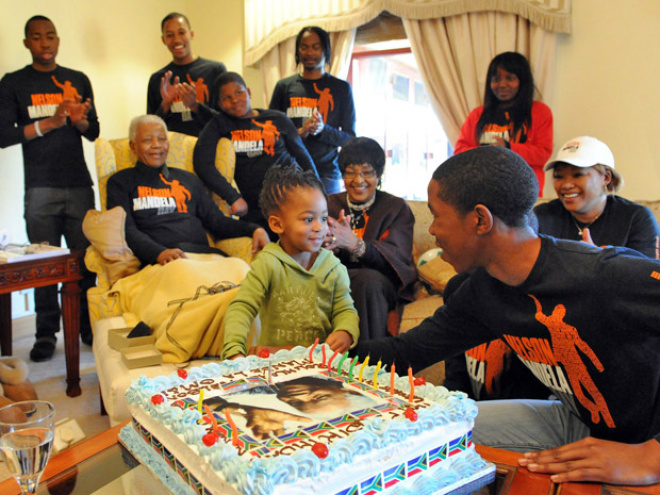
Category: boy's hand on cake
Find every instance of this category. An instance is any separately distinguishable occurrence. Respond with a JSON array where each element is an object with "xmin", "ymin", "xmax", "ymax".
[
  {"xmin": 325, "ymin": 330, "xmax": 352, "ymax": 353},
  {"xmin": 228, "ymin": 353, "xmax": 246, "ymax": 360},
  {"xmin": 519, "ymin": 437, "xmax": 660, "ymax": 485}
]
